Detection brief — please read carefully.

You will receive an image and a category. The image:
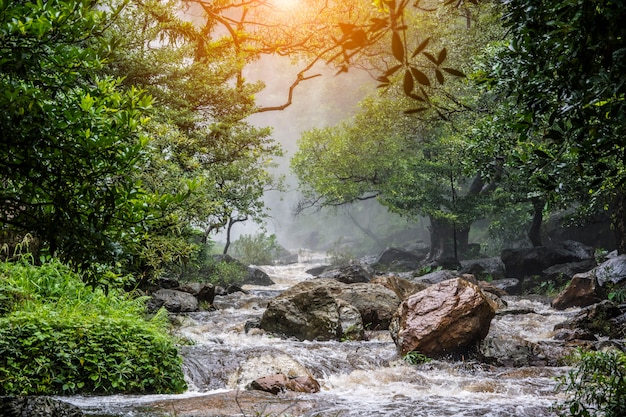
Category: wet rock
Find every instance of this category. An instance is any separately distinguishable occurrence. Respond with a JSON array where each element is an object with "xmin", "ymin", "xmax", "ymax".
[
  {"xmin": 501, "ymin": 240, "xmax": 595, "ymax": 279},
  {"xmin": 390, "ymin": 278, "xmax": 496, "ymax": 357},
  {"xmin": 551, "ymin": 271, "xmax": 603, "ymax": 310},
  {"xmin": 248, "ymin": 374, "xmax": 321, "ymax": 395},
  {"xmin": 478, "ymin": 335, "xmax": 574, "ymax": 367},
  {"xmin": 336, "ymin": 283, "xmax": 401, "ymax": 330},
  {"xmin": 372, "ymin": 247, "xmax": 423, "ymax": 271},
  {"xmin": 178, "ymin": 282, "xmax": 216, "ymax": 305},
  {"xmin": 224, "ymin": 283, "xmax": 249, "ymax": 295},
  {"xmin": 595, "ymin": 254, "xmax": 626, "ymax": 287},
  {"xmin": 245, "ymin": 267, "xmax": 275, "ymax": 286},
  {"xmin": 460, "ymin": 257, "xmax": 506, "ymax": 280},
  {"xmin": 370, "ymin": 275, "xmax": 428, "ymax": 301},
  {"xmin": 488, "ymin": 278, "xmax": 521, "ymax": 295},
  {"xmin": 554, "ymin": 300, "xmax": 626, "ymax": 339},
  {"xmin": 260, "ymin": 279, "xmax": 363, "ymax": 341},
  {"xmin": 305, "ymin": 265, "xmax": 330, "ymax": 276},
  {"xmin": 542, "ymin": 259, "xmax": 597, "ymax": 283},
  {"xmin": 553, "ymin": 328, "xmax": 597, "ymax": 341},
  {"xmin": 411, "ymin": 269, "xmax": 458, "ymax": 285},
  {"xmin": 0, "ymin": 396, "xmax": 83, "ymax": 417},
  {"xmin": 317, "ymin": 264, "xmax": 373, "ymax": 284},
  {"xmin": 477, "ymin": 280, "xmax": 508, "ymax": 298},
  {"xmin": 152, "ymin": 288, "xmax": 199, "ymax": 313}
]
